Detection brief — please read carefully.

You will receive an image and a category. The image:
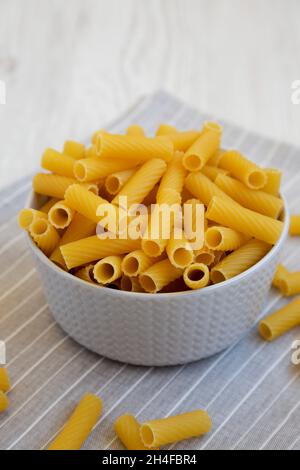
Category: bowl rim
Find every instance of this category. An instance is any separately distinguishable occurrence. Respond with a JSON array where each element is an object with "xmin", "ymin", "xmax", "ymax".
[{"xmin": 26, "ymin": 191, "xmax": 290, "ymax": 299}]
